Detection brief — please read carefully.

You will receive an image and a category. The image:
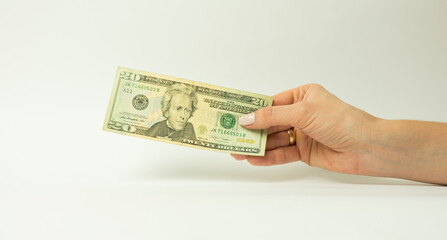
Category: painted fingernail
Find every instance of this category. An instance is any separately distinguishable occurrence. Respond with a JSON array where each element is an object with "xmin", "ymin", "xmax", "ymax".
[{"xmin": 239, "ymin": 113, "xmax": 255, "ymax": 125}]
